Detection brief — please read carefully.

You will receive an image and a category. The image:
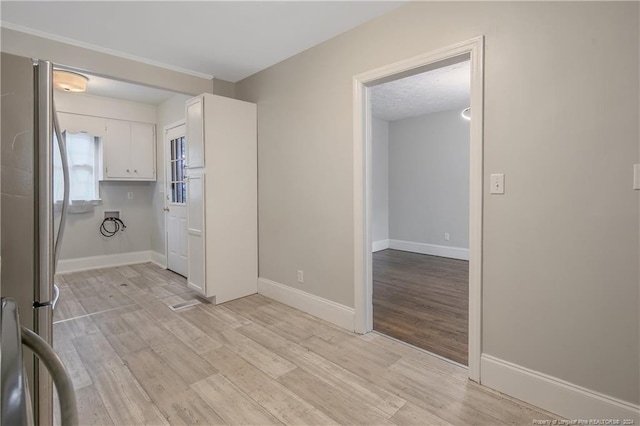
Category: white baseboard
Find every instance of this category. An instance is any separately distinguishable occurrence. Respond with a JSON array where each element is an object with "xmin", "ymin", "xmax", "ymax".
[
  {"xmin": 257, "ymin": 277, "xmax": 355, "ymax": 331},
  {"xmin": 150, "ymin": 251, "xmax": 167, "ymax": 269},
  {"xmin": 57, "ymin": 250, "xmax": 154, "ymax": 274},
  {"xmin": 481, "ymin": 354, "xmax": 640, "ymax": 423},
  {"xmin": 372, "ymin": 239, "xmax": 390, "ymax": 252},
  {"xmin": 388, "ymin": 239, "xmax": 469, "ymax": 260}
]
